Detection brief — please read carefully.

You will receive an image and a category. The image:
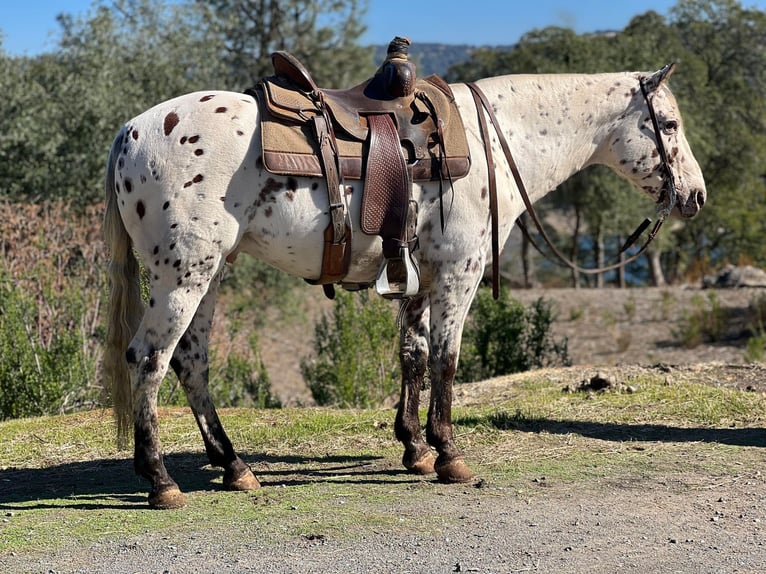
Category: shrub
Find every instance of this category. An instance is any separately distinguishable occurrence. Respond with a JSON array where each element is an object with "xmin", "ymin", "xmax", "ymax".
[
  {"xmin": 457, "ymin": 288, "xmax": 570, "ymax": 383},
  {"xmin": 156, "ymin": 298, "xmax": 280, "ymax": 409},
  {"xmin": 0, "ymin": 271, "xmax": 99, "ymax": 419},
  {"xmin": 0, "ymin": 201, "xmax": 106, "ymax": 420},
  {"xmin": 301, "ymin": 290, "xmax": 399, "ymax": 408},
  {"xmin": 673, "ymin": 292, "xmax": 728, "ymax": 348},
  {"xmin": 743, "ymin": 292, "xmax": 766, "ymax": 363}
]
